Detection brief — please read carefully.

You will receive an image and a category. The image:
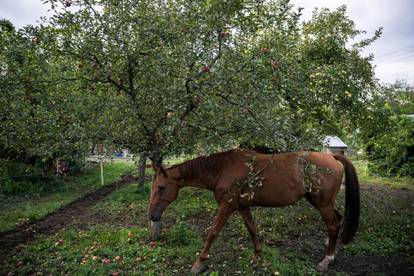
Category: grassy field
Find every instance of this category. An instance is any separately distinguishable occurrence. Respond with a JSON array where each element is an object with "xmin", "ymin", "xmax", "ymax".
[
  {"xmin": 0, "ymin": 161, "xmax": 135, "ymax": 233},
  {"xmin": 1, "ymin": 159, "xmax": 413, "ymax": 275},
  {"xmin": 351, "ymin": 159, "xmax": 414, "ymax": 190}
]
